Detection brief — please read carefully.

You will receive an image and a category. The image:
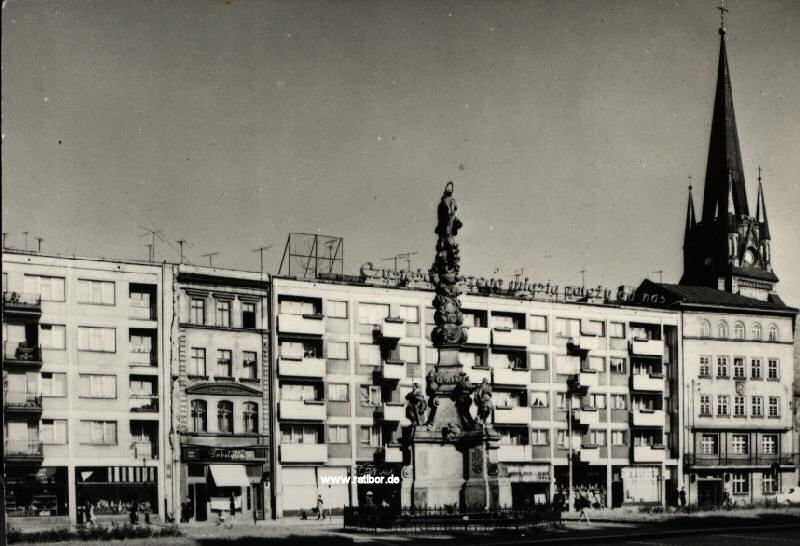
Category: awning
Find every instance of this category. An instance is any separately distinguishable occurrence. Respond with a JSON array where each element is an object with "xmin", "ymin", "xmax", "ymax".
[{"xmin": 208, "ymin": 464, "xmax": 250, "ymax": 488}]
